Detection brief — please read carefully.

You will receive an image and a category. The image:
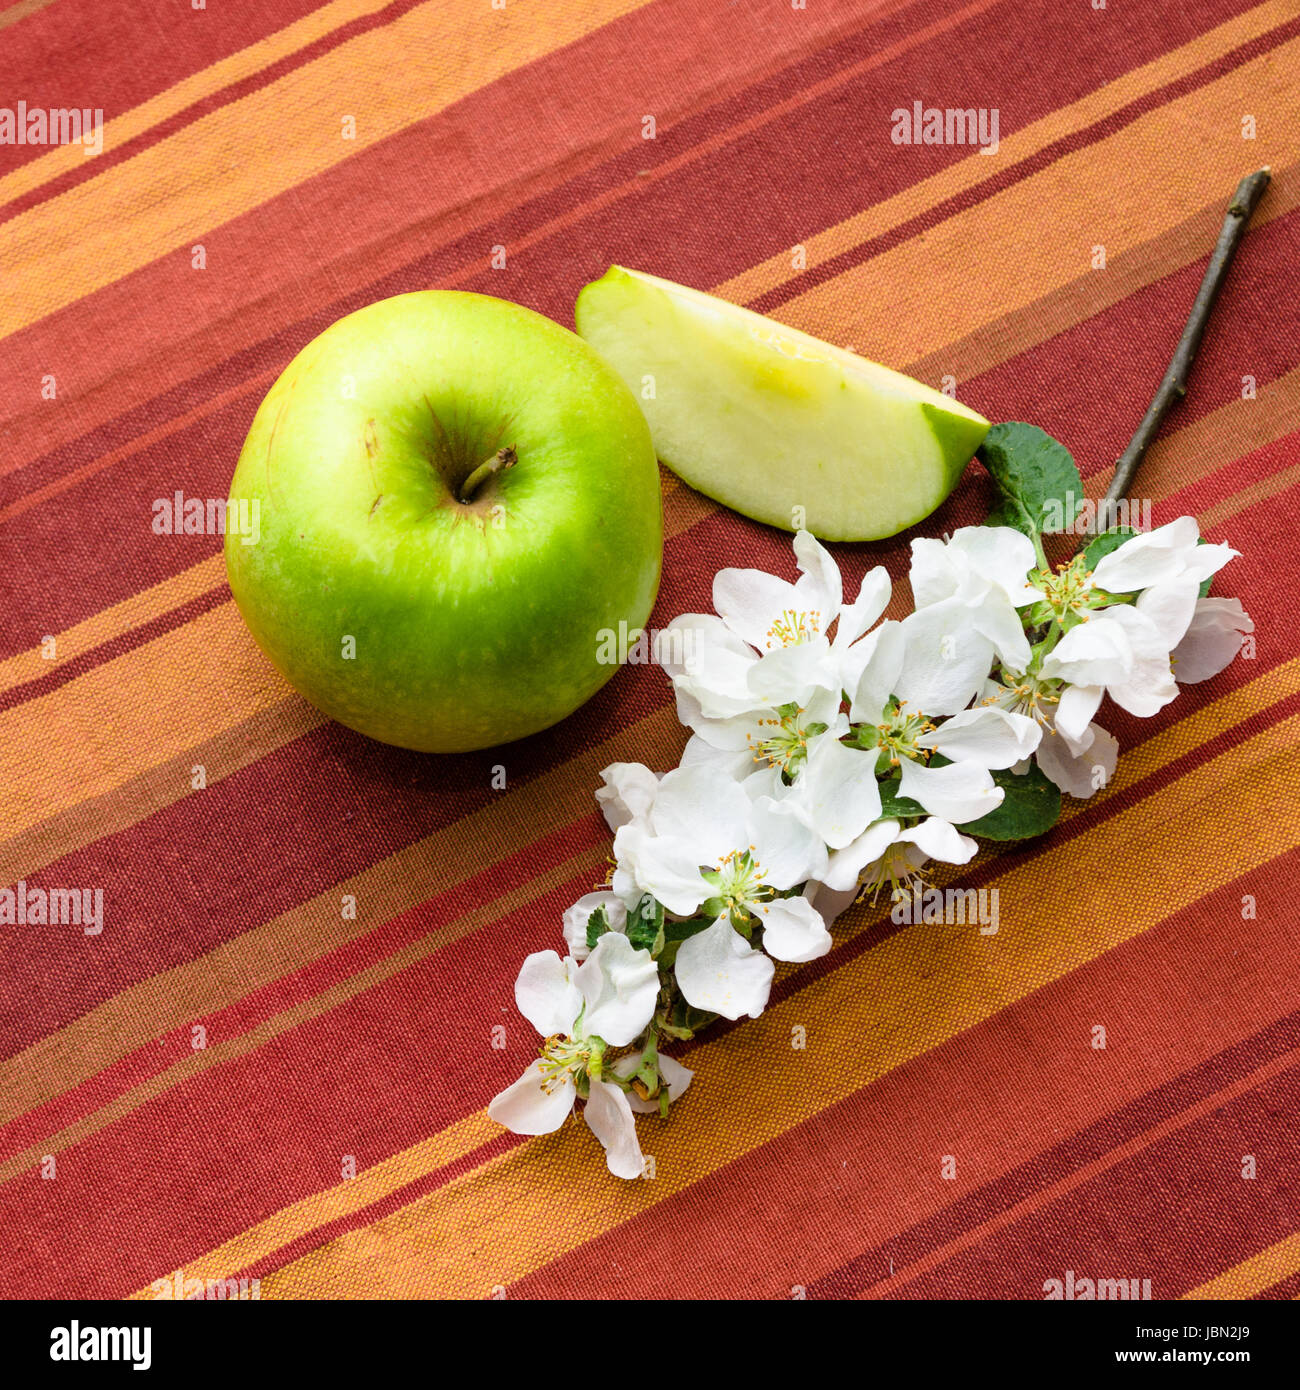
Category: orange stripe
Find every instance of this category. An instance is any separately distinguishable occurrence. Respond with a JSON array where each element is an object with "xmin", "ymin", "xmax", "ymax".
[
  {"xmin": 0, "ymin": 841, "xmax": 609, "ymax": 1179},
  {"xmin": 771, "ymin": 41, "xmax": 1300, "ymax": 370},
  {"xmin": 1183, "ymin": 1231, "xmax": 1300, "ymax": 1298},
  {"xmin": 855, "ymin": 1047, "xmax": 1300, "ymax": 1298},
  {"xmin": 12, "ymin": 648, "xmax": 1294, "ymax": 1149}
]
